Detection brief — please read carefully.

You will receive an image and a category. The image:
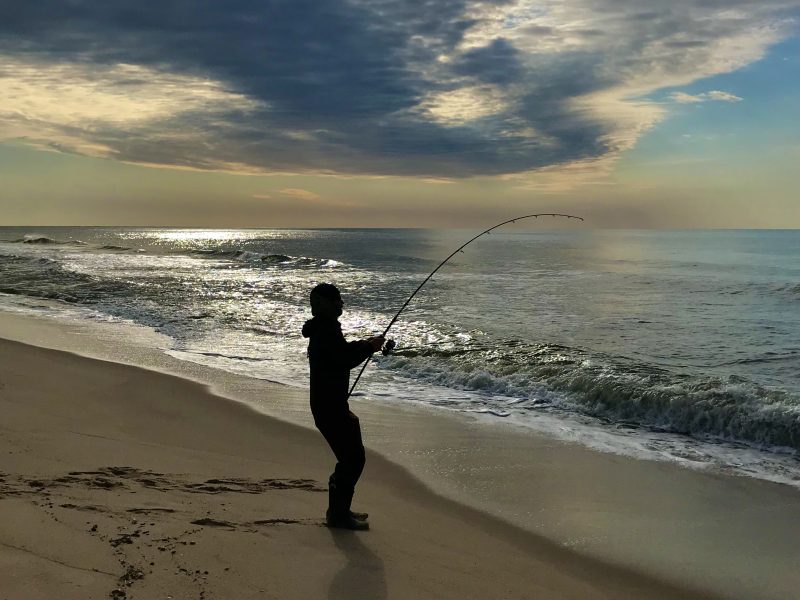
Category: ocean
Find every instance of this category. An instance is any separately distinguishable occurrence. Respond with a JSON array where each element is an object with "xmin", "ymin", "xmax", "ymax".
[{"xmin": 1, "ymin": 226, "xmax": 798, "ymax": 488}]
